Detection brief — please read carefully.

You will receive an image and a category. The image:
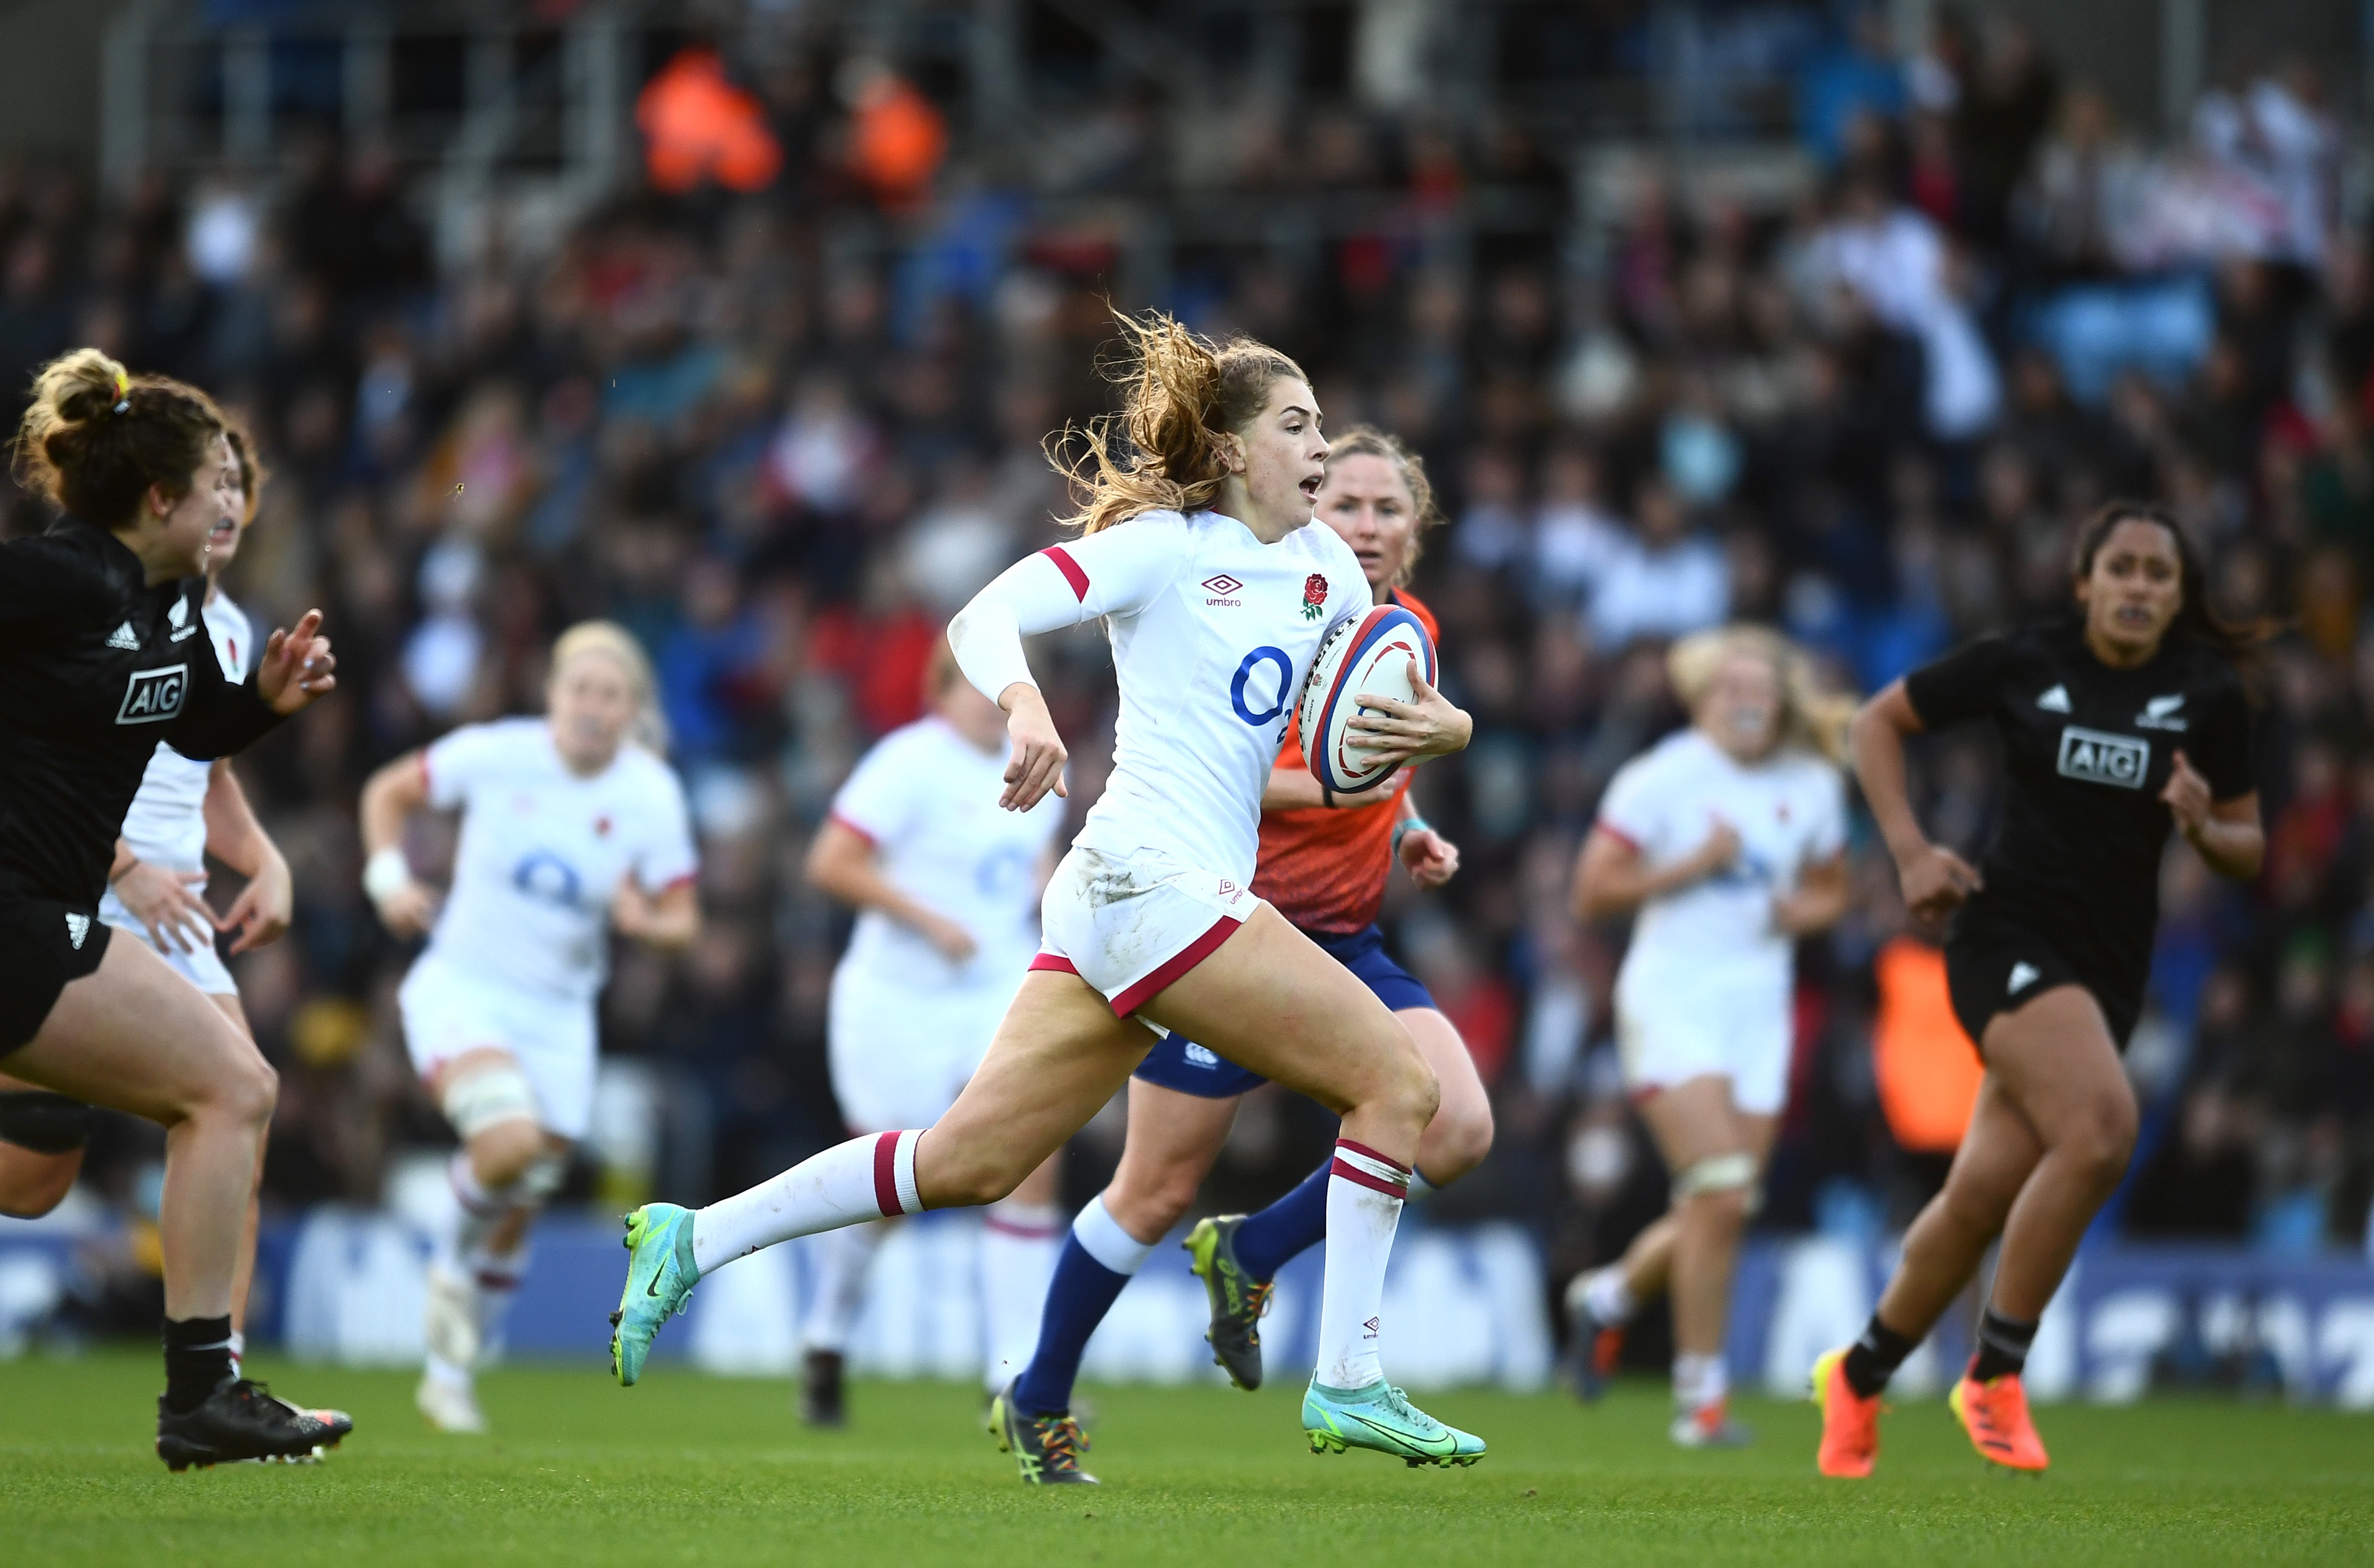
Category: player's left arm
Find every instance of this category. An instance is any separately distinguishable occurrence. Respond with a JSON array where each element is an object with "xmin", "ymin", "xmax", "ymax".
[
  {"xmin": 2163, "ymin": 682, "xmax": 2263, "ymax": 882},
  {"xmin": 612, "ymin": 876, "xmax": 700, "ymax": 950},
  {"xmin": 615, "ymin": 781, "xmax": 702, "ymax": 950},
  {"xmin": 2161, "ymin": 752, "xmax": 2262, "ymax": 881},
  {"xmin": 1394, "ymin": 788, "xmax": 1458, "ymax": 889},
  {"xmin": 203, "ymin": 759, "xmax": 294, "ymax": 954}
]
